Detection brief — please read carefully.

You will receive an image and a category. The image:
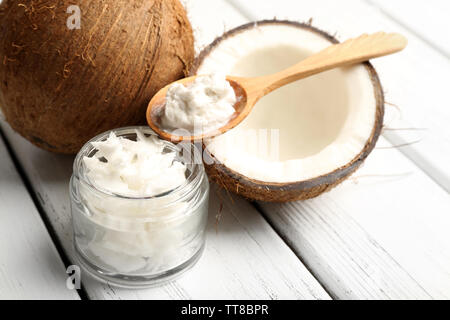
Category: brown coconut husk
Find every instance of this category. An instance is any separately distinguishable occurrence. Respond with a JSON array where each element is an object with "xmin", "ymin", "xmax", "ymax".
[{"xmin": 0, "ymin": 0, "xmax": 194, "ymax": 154}]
